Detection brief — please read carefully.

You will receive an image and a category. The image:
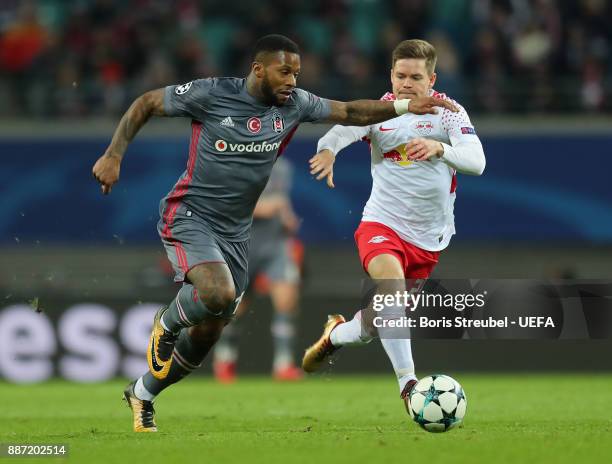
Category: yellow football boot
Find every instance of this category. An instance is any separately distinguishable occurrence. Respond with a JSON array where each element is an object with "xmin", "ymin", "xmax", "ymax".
[
  {"xmin": 147, "ymin": 306, "xmax": 178, "ymax": 380},
  {"xmin": 123, "ymin": 381, "xmax": 157, "ymax": 432},
  {"xmin": 302, "ymin": 314, "xmax": 346, "ymax": 373}
]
